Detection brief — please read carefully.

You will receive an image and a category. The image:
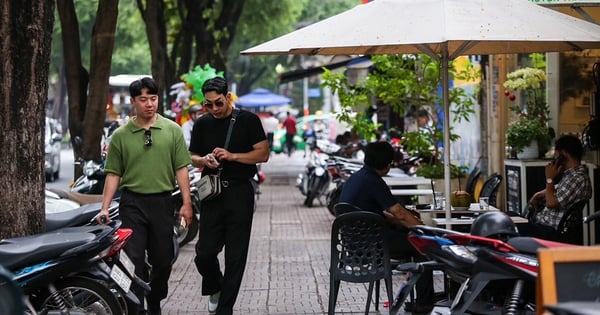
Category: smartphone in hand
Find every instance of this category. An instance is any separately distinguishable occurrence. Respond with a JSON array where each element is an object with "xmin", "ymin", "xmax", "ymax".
[{"xmin": 553, "ymin": 154, "xmax": 566, "ymax": 166}]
